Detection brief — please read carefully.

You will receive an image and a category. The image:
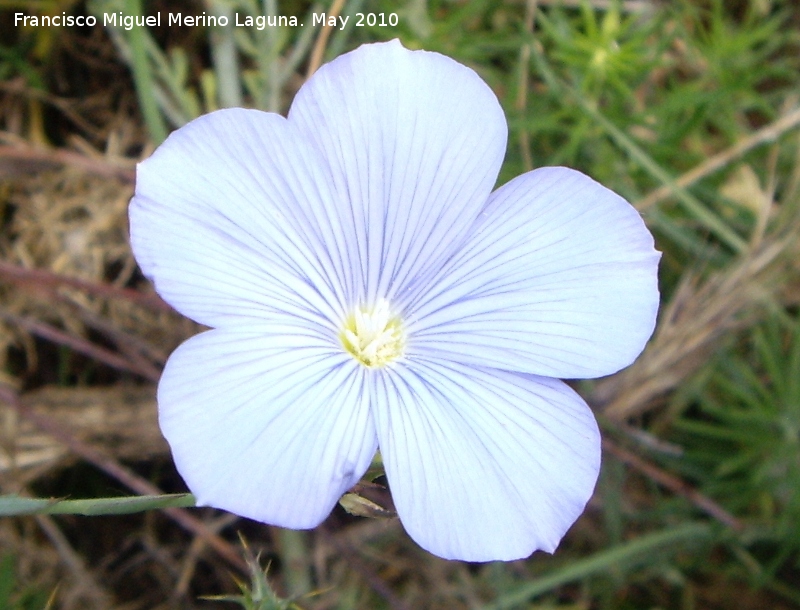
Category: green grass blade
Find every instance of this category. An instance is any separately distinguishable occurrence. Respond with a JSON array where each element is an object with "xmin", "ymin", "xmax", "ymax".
[
  {"xmin": 482, "ymin": 522, "xmax": 713, "ymax": 610},
  {"xmin": 207, "ymin": 0, "xmax": 242, "ymax": 109},
  {"xmin": 0, "ymin": 493, "xmax": 196, "ymax": 517},
  {"xmin": 125, "ymin": 0, "xmax": 168, "ymax": 143}
]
